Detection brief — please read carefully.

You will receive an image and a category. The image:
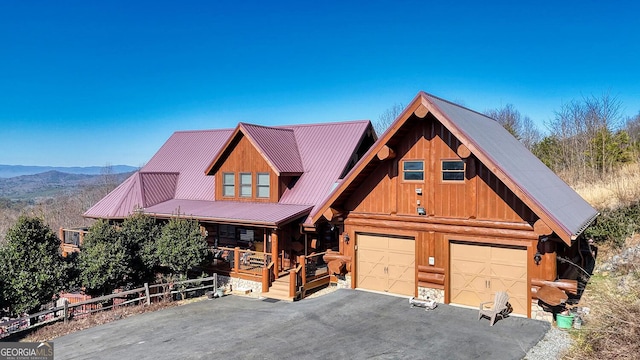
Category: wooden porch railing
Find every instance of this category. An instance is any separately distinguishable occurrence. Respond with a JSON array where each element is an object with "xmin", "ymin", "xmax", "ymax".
[
  {"xmin": 210, "ymin": 247, "xmax": 270, "ymax": 276},
  {"xmin": 287, "ymin": 252, "xmax": 331, "ymax": 299}
]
